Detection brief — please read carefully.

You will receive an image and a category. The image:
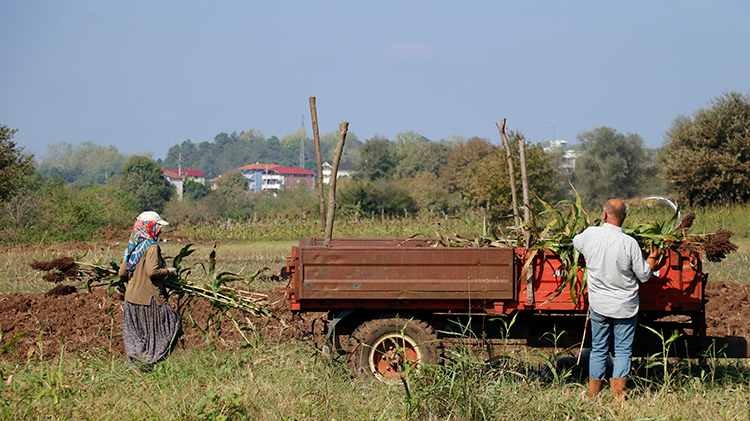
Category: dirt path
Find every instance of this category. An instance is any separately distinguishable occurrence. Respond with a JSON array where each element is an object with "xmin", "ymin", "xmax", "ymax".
[{"xmin": 0, "ymin": 281, "xmax": 748, "ymax": 362}]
